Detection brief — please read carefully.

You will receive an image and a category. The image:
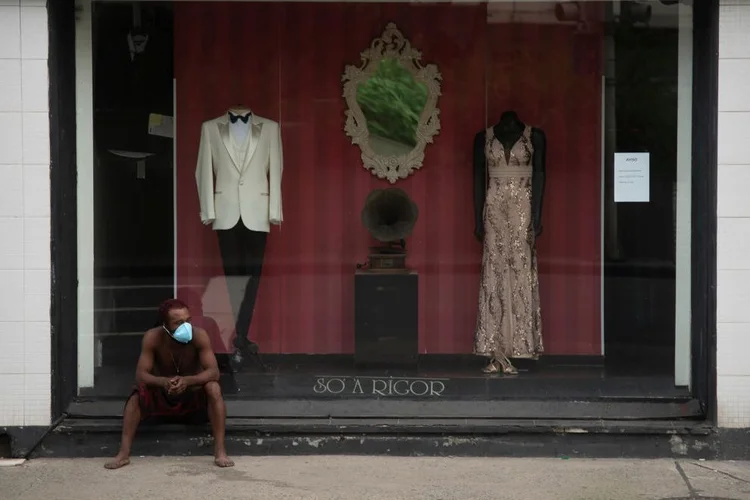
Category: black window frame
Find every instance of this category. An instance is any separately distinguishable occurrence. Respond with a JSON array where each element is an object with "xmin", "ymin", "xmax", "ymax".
[{"xmin": 48, "ymin": 0, "xmax": 719, "ymax": 423}]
